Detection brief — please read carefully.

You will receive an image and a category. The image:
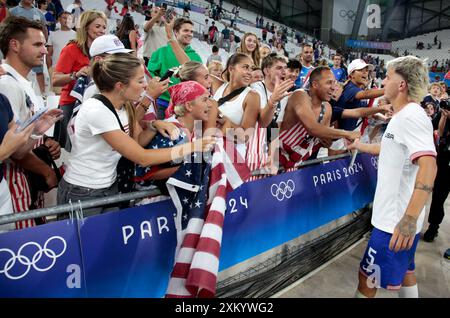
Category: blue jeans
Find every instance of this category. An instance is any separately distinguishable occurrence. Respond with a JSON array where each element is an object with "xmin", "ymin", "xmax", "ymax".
[{"xmin": 57, "ymin": 178, "xmax": 119, "ymax": 220}]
